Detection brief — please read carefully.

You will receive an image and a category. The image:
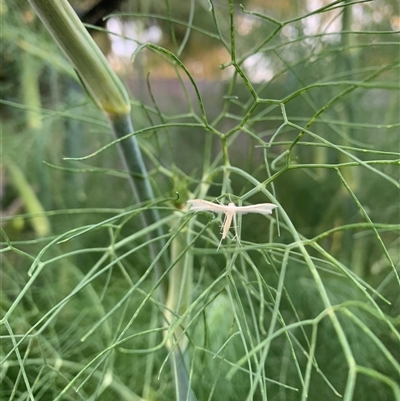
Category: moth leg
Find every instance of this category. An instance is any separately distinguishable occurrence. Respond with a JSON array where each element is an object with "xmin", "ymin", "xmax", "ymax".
[
  {"xmin": 232, "ymin": 212, "xmax": 242, "ymax": 246},
  {"xmin": 220, "ymin": 213, "xmax": 227, "ymax": 233},
  {"xmin": 216, "ymin": 213, "xmax": 228, "ymax": 250}
]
